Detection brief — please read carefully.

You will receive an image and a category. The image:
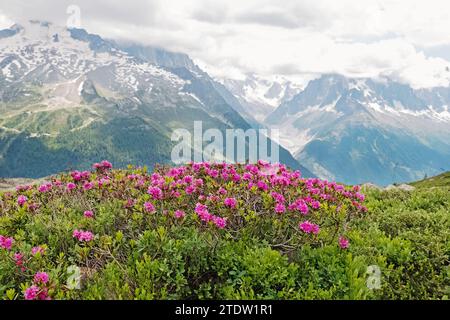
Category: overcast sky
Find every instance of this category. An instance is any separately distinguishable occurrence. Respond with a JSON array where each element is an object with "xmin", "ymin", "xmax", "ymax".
[{"xmin": 1, "ymin": 0, "xmax": 450, "ymax": 88}]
